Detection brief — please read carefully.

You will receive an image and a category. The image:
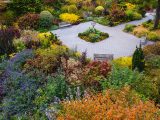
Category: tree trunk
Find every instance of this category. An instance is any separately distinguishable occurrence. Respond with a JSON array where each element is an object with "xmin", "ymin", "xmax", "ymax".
[{"xmin": 154, "ymin": 0, "xmax": 160, "ymax": 29}]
